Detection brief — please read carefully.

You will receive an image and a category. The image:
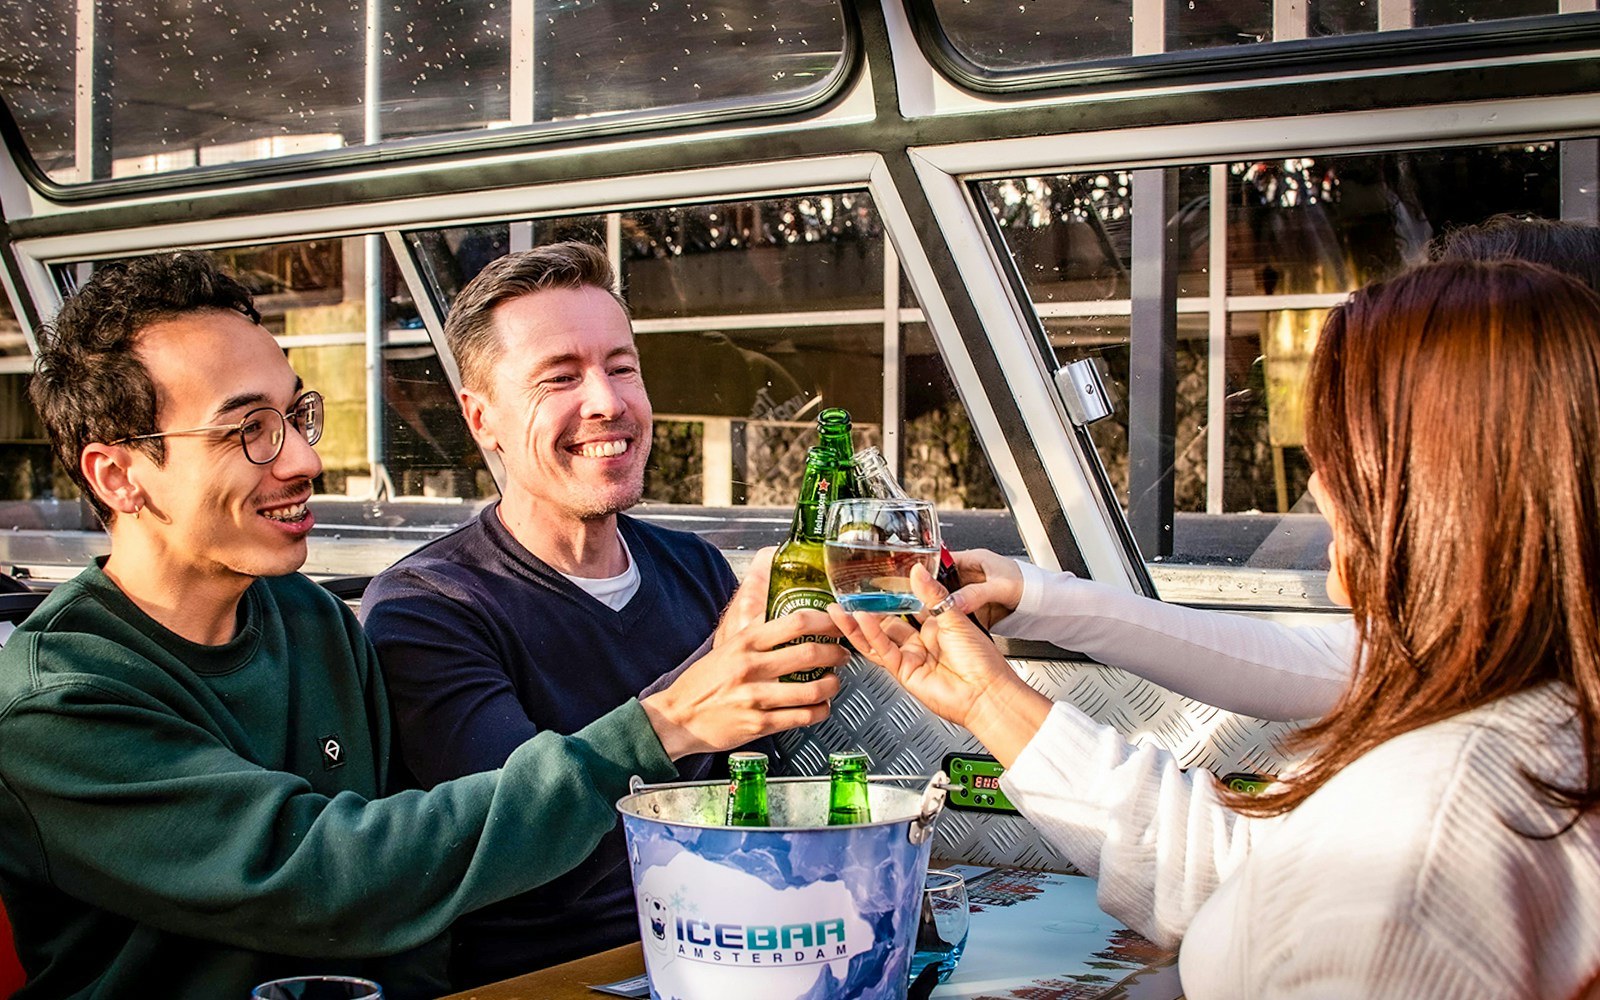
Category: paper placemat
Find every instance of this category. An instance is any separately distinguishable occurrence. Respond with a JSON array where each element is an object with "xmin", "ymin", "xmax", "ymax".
[{"xmin": 930, "ymin": 866, "xmax": 1179, "ymax": 1000}]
